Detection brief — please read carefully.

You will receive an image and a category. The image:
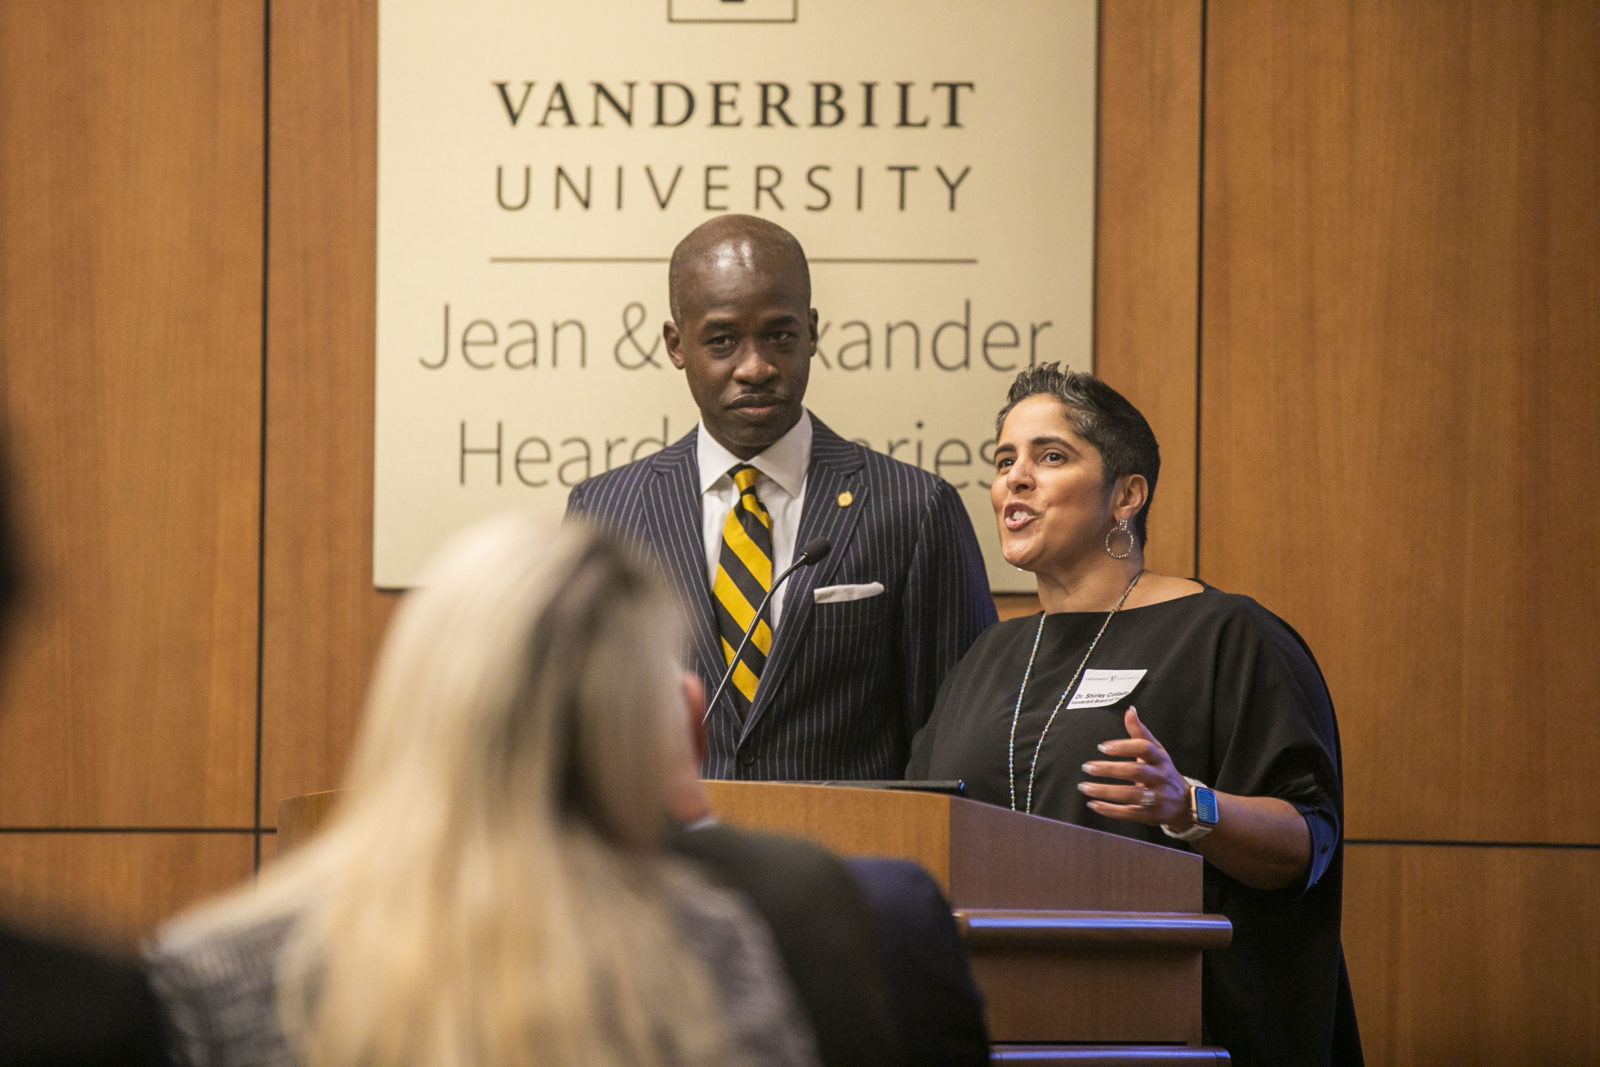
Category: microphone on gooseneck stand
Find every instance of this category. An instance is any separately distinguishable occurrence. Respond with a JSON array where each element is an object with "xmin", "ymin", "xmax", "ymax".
[{"xmin": 702, "ymin": 537, "xmax": 833, "ymax": 727}]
